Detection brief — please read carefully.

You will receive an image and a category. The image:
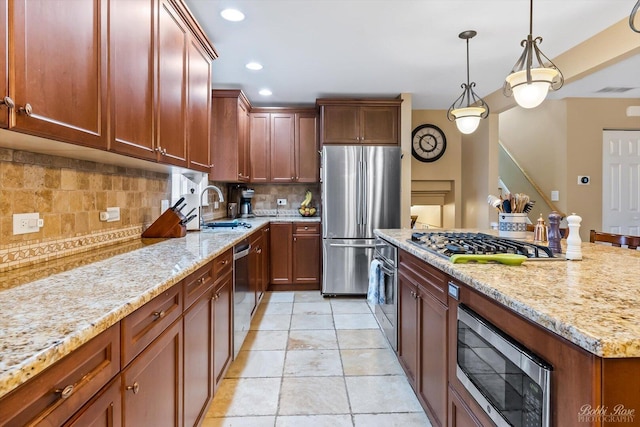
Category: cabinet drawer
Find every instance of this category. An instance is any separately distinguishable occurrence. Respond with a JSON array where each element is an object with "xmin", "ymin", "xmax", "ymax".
[
  {"xmin": 213, "ymin": 248, "xmax": 233, "ymax": 279},
  {"xmin": 184, "ymin": 261, "xmax": 215, "ymax": 310},
  {"xmin": 399, "ymin": 250, "xmax": 447, "ymax": 305},
  {"xmin": 121, "ymin": 284, "xmax": 182, "ymax": 366},
  {"xmin": 293, "ymin": 222, "xmax": 320, "ymax": 234},
  {"xmin": 0, "ymin": 324, "xmax": 120, "ymax": 427}
]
